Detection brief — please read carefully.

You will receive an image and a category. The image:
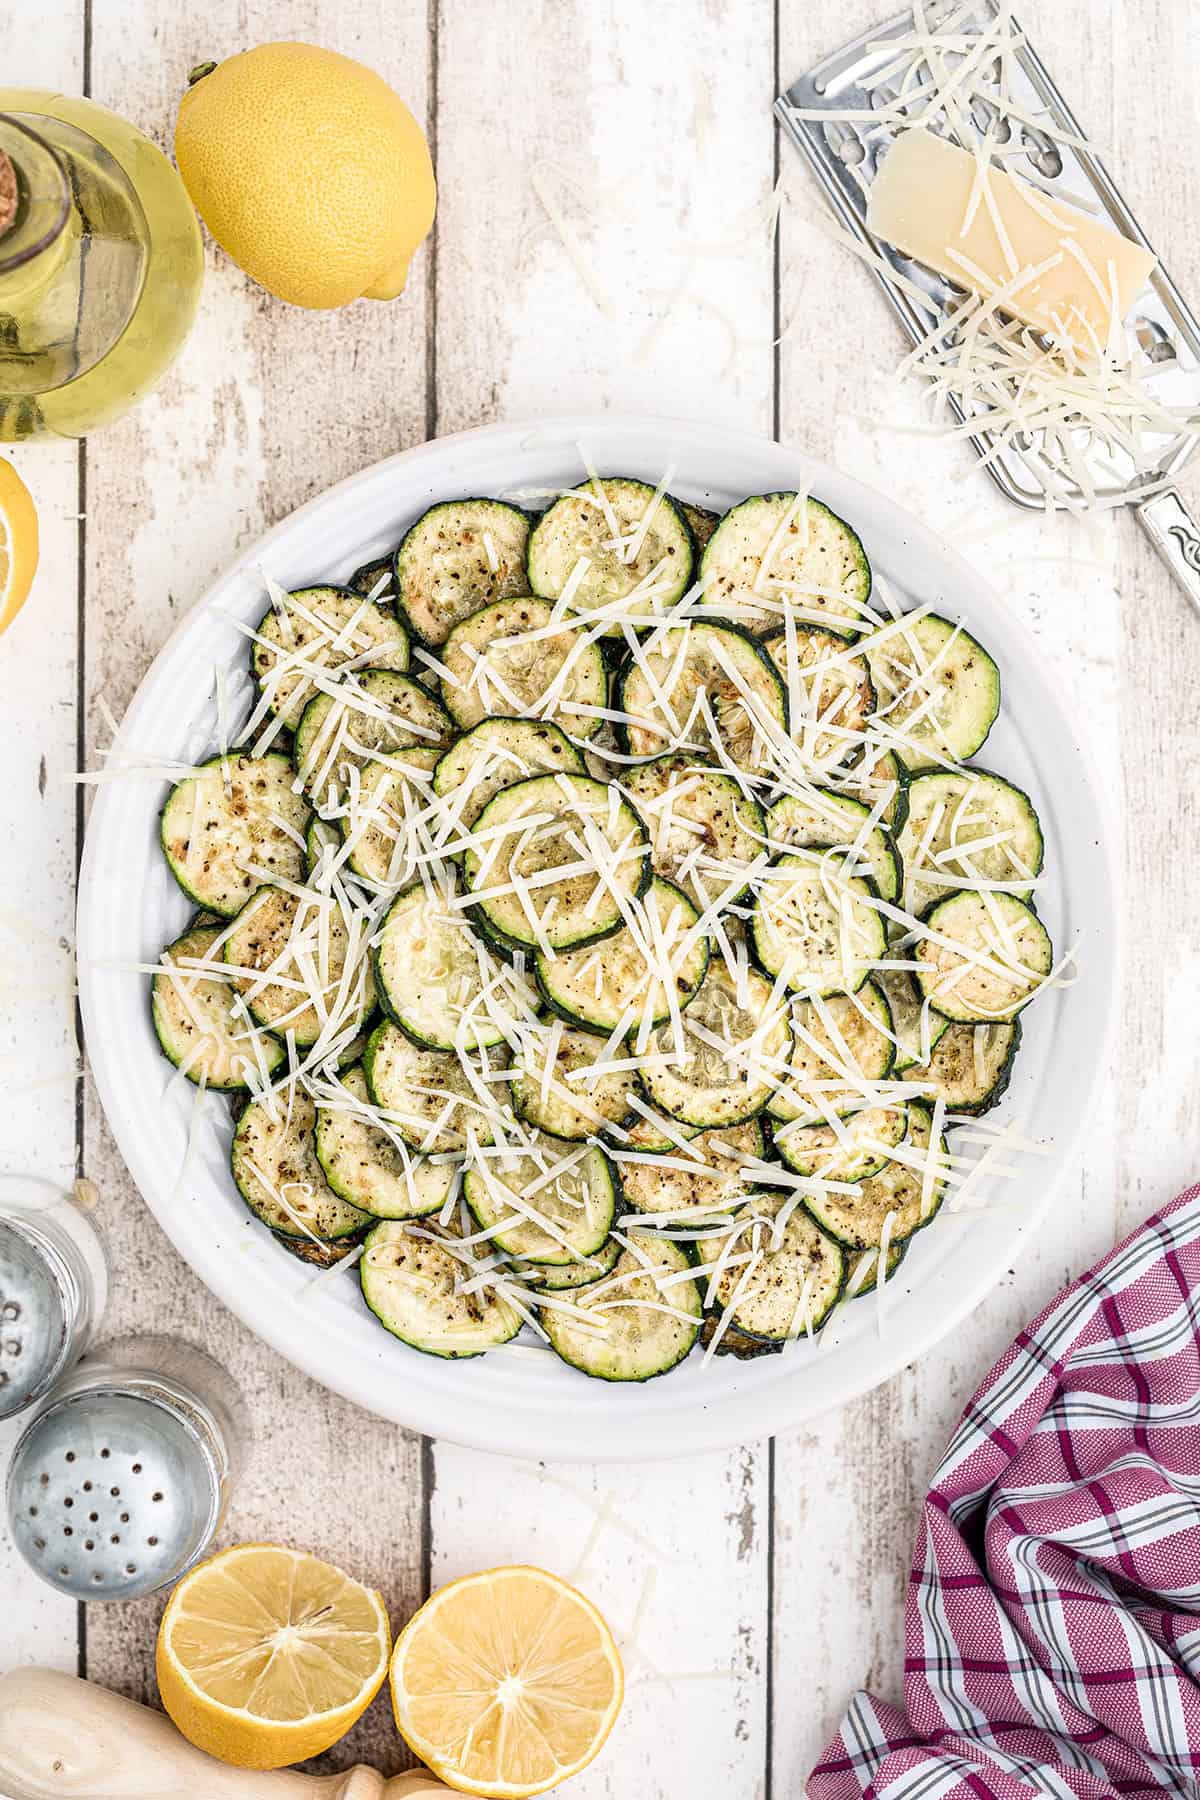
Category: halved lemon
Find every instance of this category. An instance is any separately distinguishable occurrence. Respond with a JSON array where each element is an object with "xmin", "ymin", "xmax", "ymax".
[
  {"xmin": 390, "ymin": 1564, "xmax": 623, "ymax": 1798},
  {"xmin": 156, "ymin": 1542, "xmax": 391, "ymax": 1769},
  {"xmin": 0, "ymin": 456, "xmax": 38, "ymax": 636}
]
